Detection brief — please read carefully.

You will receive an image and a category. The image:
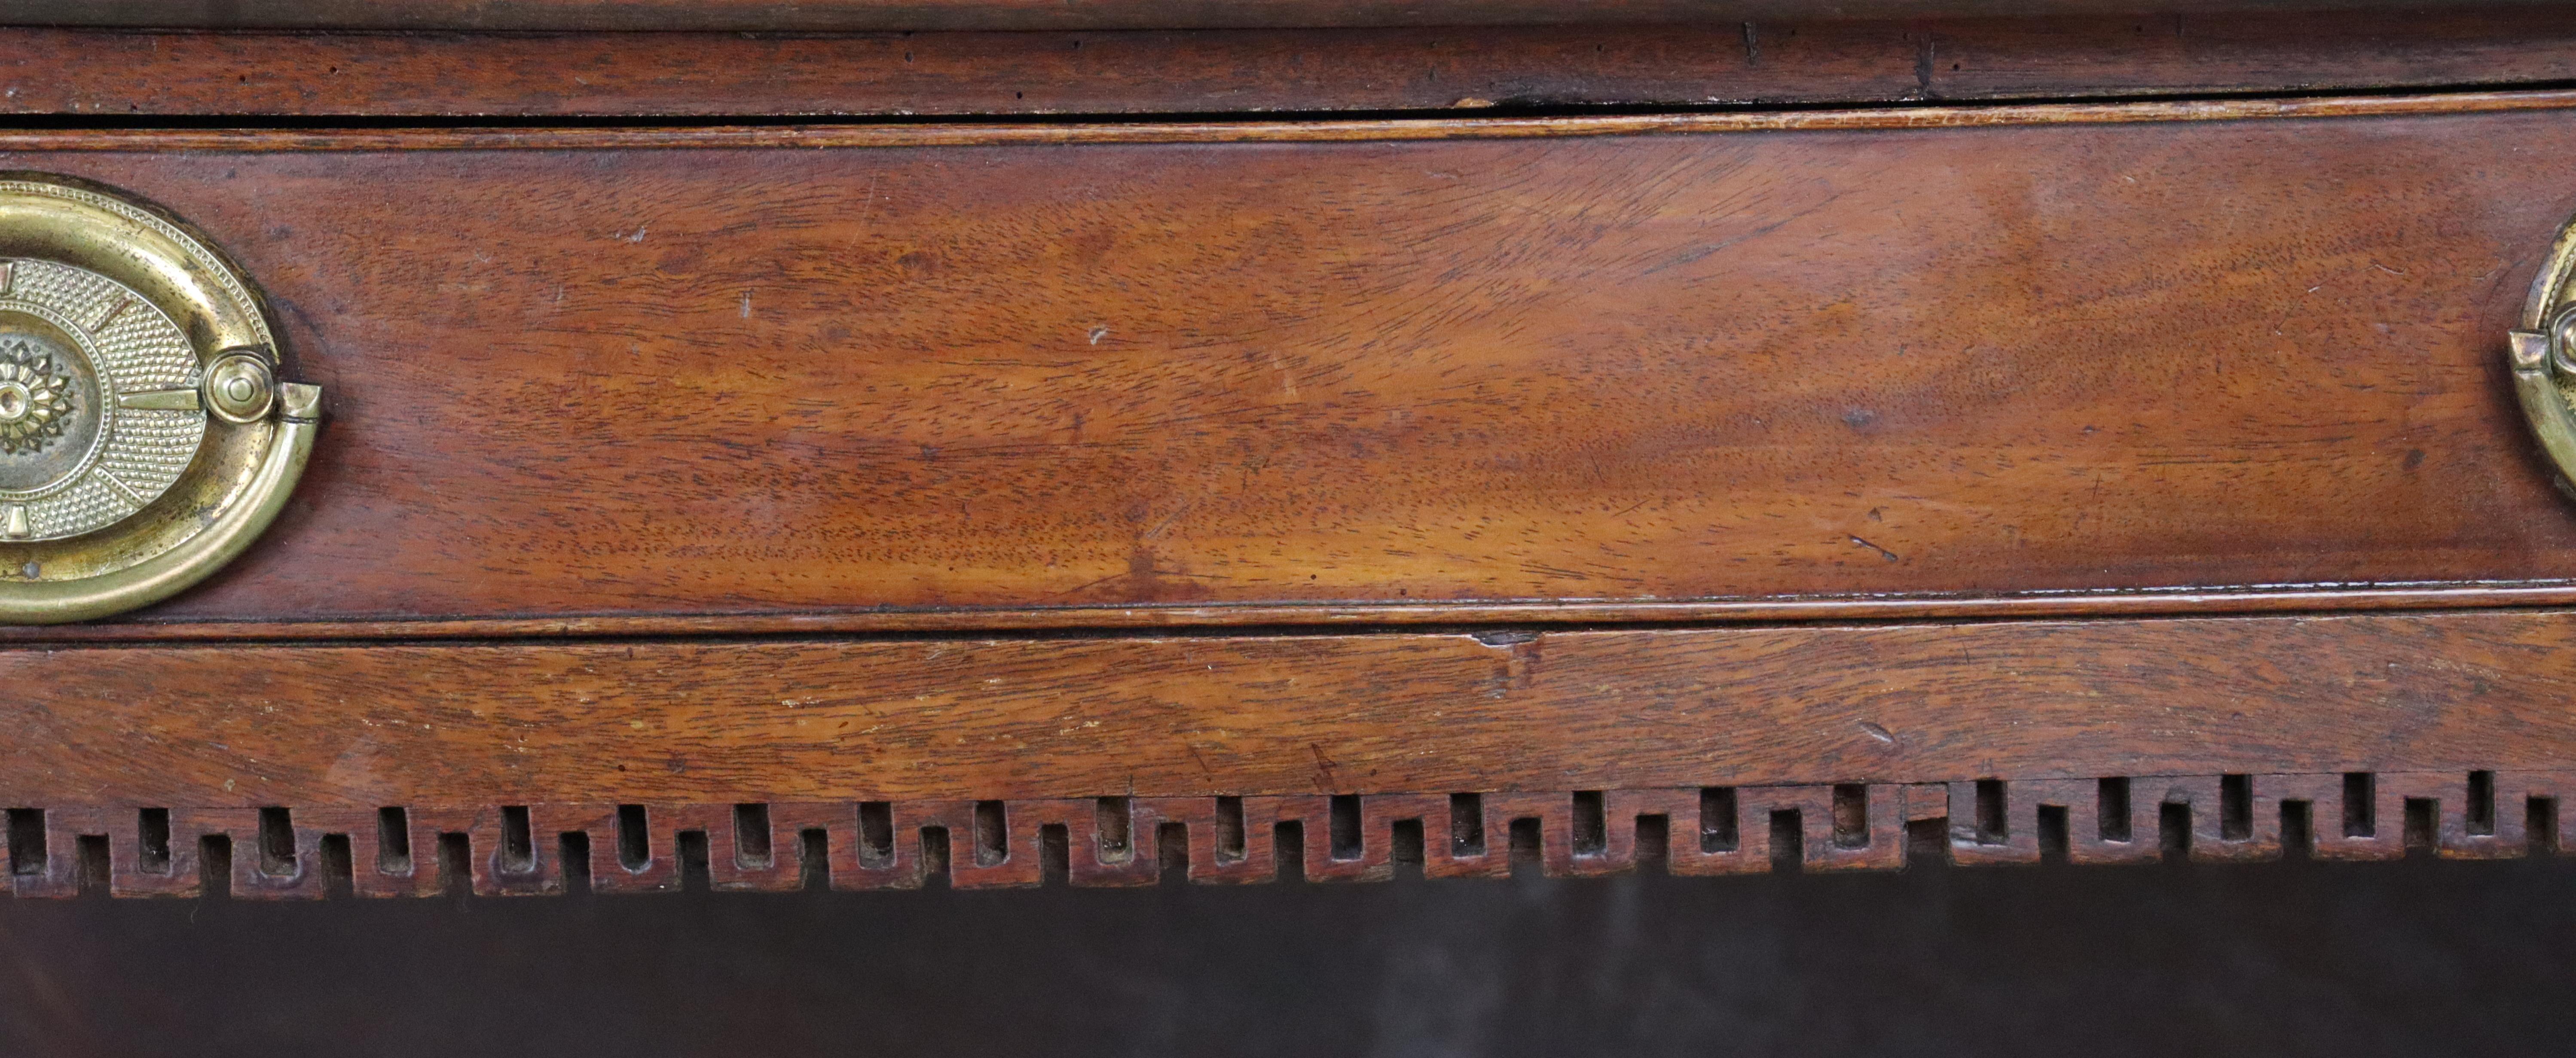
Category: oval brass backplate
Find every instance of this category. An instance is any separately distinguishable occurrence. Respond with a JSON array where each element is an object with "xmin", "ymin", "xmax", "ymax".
[
  {"xmin": 0, "ymin": 175, "xmax": 318, "ymax": 624},
  {"xmin": 2512, "ymin": 214, "xmax": 2576, "ymax": 489}
]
